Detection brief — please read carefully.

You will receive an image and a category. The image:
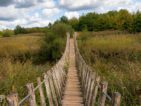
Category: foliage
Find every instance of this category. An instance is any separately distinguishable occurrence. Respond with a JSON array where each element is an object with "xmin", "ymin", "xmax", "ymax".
[
  {"xmin": 0, "ymin": 58, "xmax": 50, "ymax": 98},
  {"xmin": 60, "ymin": 9, "xmax": 141, "ymax": 33},
  {"xmin": 2, "ymin": 29, "xmax": 14, "ymax": 37},
  {"xmin": 14, "ymin": 25, "xmax": 27, "ymax": 35},
  {"xmin": 35, "ymin": 23, "xmax": 74, "ymax": 64},
  {"xmin": 78, "ymin": 31, "xmax": 141, "ymax": 105},
  {"xmin": 132, "ymin": 11, "xmax": 141, "ymax": 33}
]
